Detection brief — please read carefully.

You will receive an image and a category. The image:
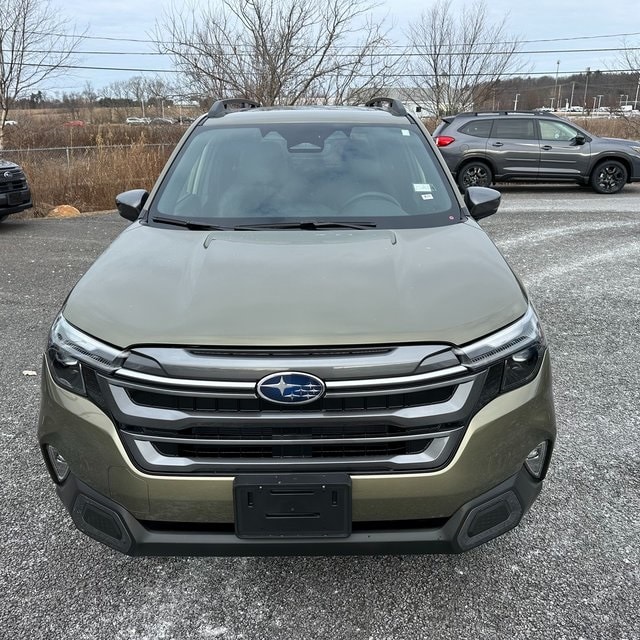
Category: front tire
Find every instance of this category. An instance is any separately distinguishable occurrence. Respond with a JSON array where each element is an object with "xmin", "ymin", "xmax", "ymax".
[
  {"xmin": 590, "ymin": 160, "xmax": 628, "ymax": 194},
  {"xmin": 457, "ymin": 161, "xmax": 493, "ymax": 191}
]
